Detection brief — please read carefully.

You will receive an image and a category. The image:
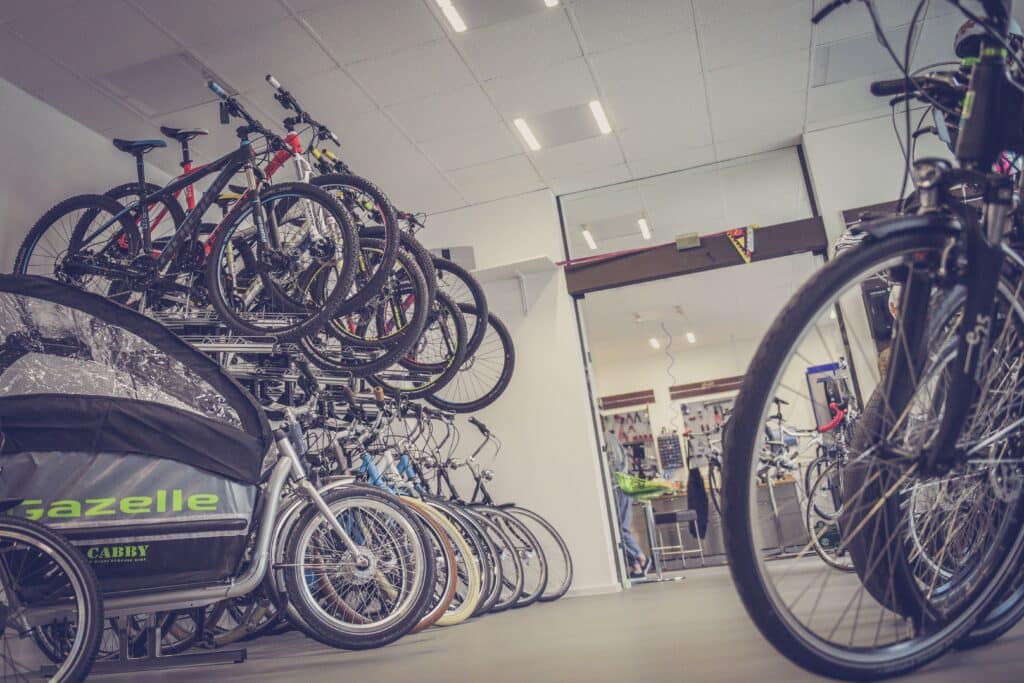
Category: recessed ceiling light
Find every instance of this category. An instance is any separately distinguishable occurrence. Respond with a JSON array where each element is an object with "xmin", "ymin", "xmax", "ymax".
[
  {"xmin": 436, "ymin": 0, "xmax": 467, "ymax": 32},
  {"xmin": 589, "ymin": 100, "xmax": 612, "ymax": 134},
  {"xmin": 638, "ymin": 217, "xmax": 651, "ymax": 240},
  {"xmin": 582, "ymin": 228, "xmax": 597, "ymax": 250},
  {"xmin": 545, "ymin": 0, "xmax": 560, "ymax": 6},
  {"xmin": 686, "ymin": 332, "xmax": 696, "ymax": 344},
  {"xmin": 513, "ymin": 117, "xmax": 541, "ymax": 151},
  {"xmin": 649, "ymin": 337, "xmax": 660, "ymax": 350}
]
